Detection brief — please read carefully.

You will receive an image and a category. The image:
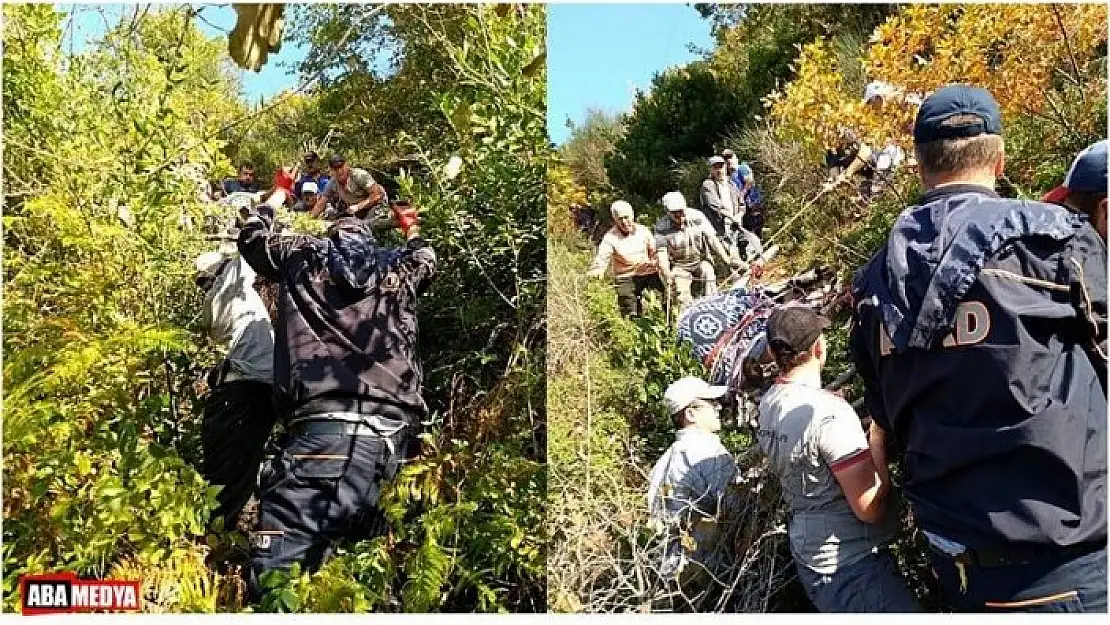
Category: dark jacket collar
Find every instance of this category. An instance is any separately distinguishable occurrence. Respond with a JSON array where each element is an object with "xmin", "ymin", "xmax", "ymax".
[{"xmin": 920, "ymin": 182, "xmax": 1000, "ymax": 205}]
